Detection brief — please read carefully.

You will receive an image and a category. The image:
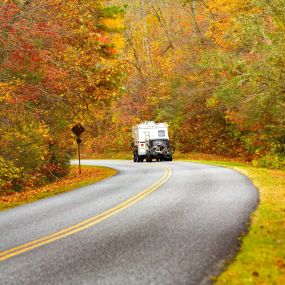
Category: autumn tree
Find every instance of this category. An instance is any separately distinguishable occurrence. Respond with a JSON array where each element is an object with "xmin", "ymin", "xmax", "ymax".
[
  {"xmin": 103, "ymin": 0, "xmax": 285, "ymax": 167},
  {"xmin": 0, "ymin": 0, "xmax": 126, "ymax": 190}
]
